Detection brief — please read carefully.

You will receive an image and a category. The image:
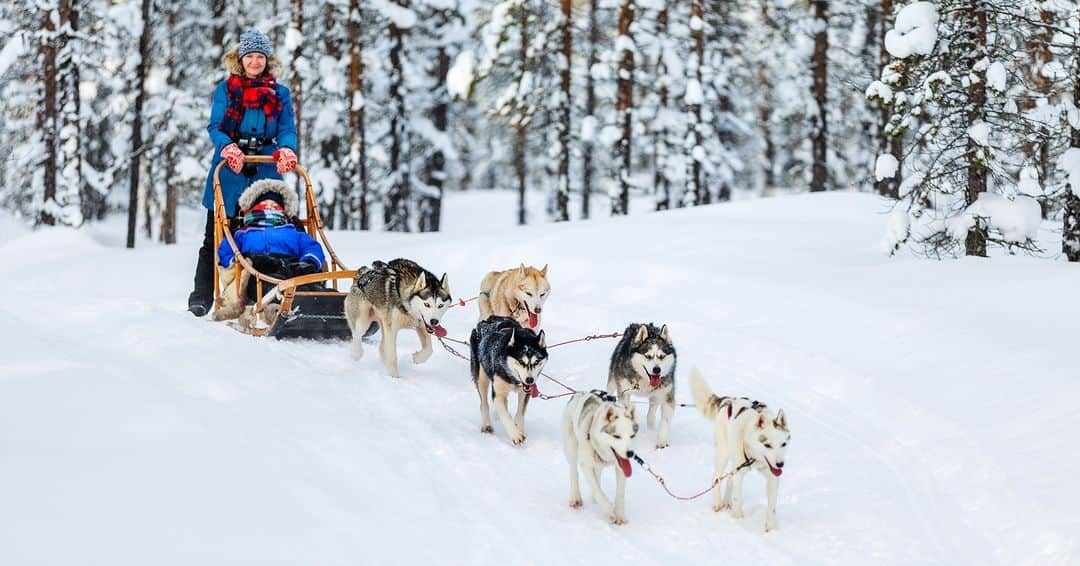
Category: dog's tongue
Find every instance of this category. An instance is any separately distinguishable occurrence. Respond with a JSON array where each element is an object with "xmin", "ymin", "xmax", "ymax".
[
  {"xmin": 432, "ymin": 325, "xmax": 448, "ymax": 338},
  {"xmin": 768, "ymin": 462, "xmax": 783, "ymax": 477},
  {"xmin": 649, "ymin": 373, "xmax": 662, "ymax": 388},
  {"xmin": 613, "ymin": 449, "xmax": 632, "ymax": 478},
  {"xmin": 527, "ymin": 383, "xmax": 540, "ymax": 398},
  {"xmin": 527, "ymin": 311, "xmax": 539, "ymax": 329}
]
